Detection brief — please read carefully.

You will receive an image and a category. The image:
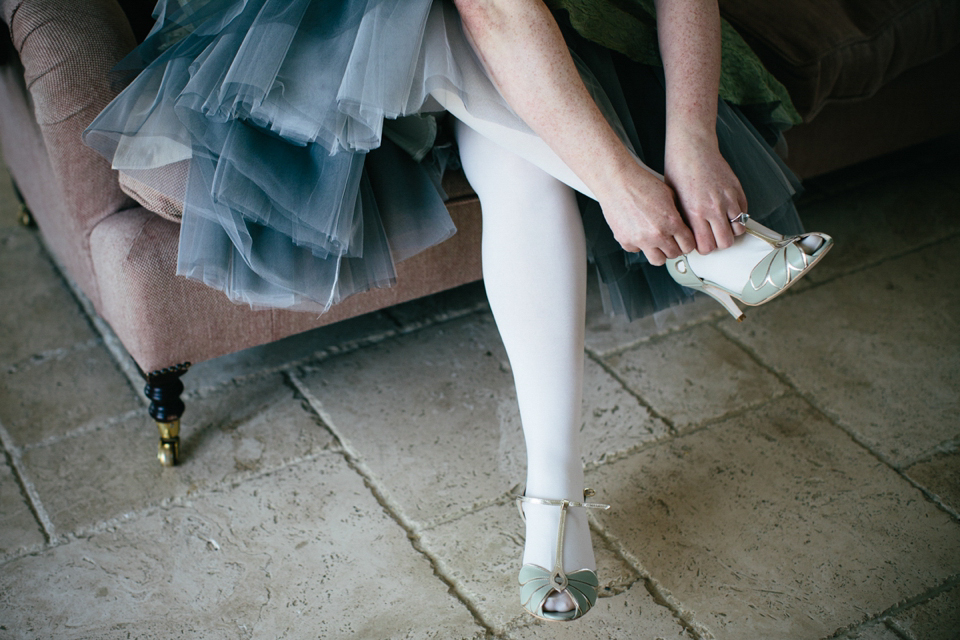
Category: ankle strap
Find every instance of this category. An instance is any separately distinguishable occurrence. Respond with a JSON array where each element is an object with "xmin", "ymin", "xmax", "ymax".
[{"xmin": 514, "ymin": 489, "xmax": 610, "ymax": 521}]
